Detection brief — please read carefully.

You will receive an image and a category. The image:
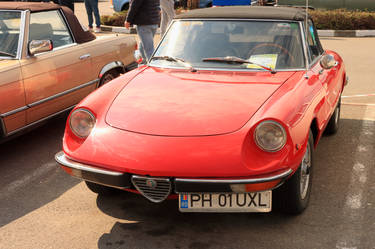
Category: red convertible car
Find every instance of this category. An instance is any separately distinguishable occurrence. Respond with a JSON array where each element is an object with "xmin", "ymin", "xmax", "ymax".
[{"xmin": 56, "ymin": 6, "xmax": 347, "ymax": 214}]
